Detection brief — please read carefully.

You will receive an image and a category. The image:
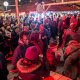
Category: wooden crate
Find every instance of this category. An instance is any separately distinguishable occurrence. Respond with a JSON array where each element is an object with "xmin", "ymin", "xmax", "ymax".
[{"xmin": 44, "ymin": 72, "xmax": 72, "ymax": 80}]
